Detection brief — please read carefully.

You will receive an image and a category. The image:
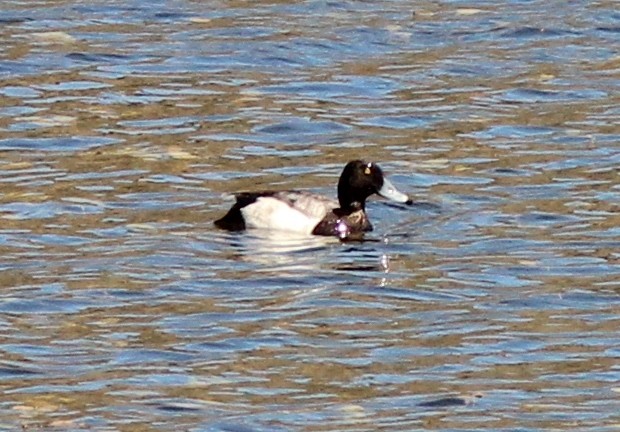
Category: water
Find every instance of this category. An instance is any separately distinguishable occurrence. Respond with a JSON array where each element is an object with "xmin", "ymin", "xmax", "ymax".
[{"xmin": 0, "ymin": 0, "xmax": 619, "ymax": 430}]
